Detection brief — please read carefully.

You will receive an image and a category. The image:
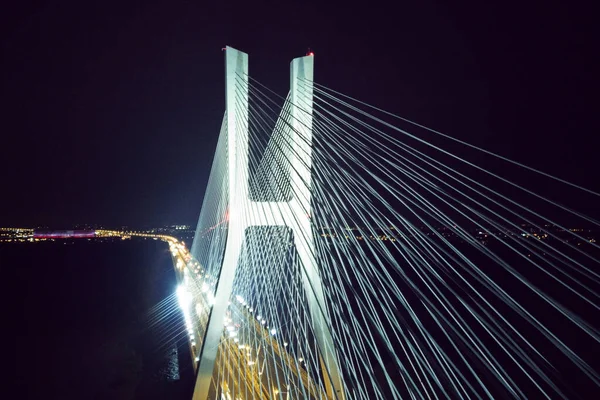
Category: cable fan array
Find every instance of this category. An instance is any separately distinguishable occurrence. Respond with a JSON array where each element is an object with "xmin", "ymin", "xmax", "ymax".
[{"xmin": 184, "ymin": 69, "xmax": 600, "ymax": 400}]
